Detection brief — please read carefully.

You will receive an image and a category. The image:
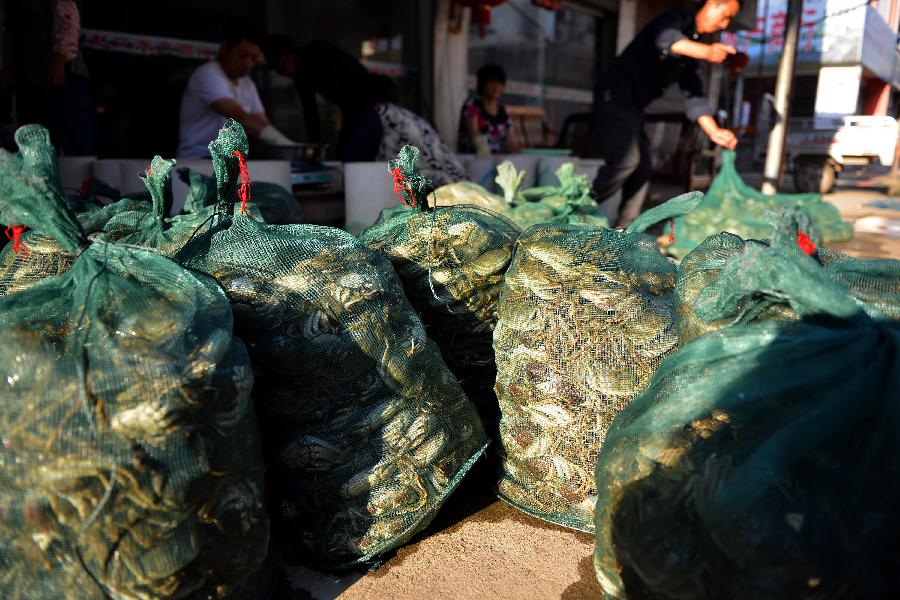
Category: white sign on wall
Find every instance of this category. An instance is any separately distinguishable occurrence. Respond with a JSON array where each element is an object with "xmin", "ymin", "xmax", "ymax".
[
  {"xmin": 814, "ymin": 65, "xmax": 862, "ymax": 116},
  {"xmin": 721, "ymin": 0, "xmax": 867, "ymax": 69}
]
